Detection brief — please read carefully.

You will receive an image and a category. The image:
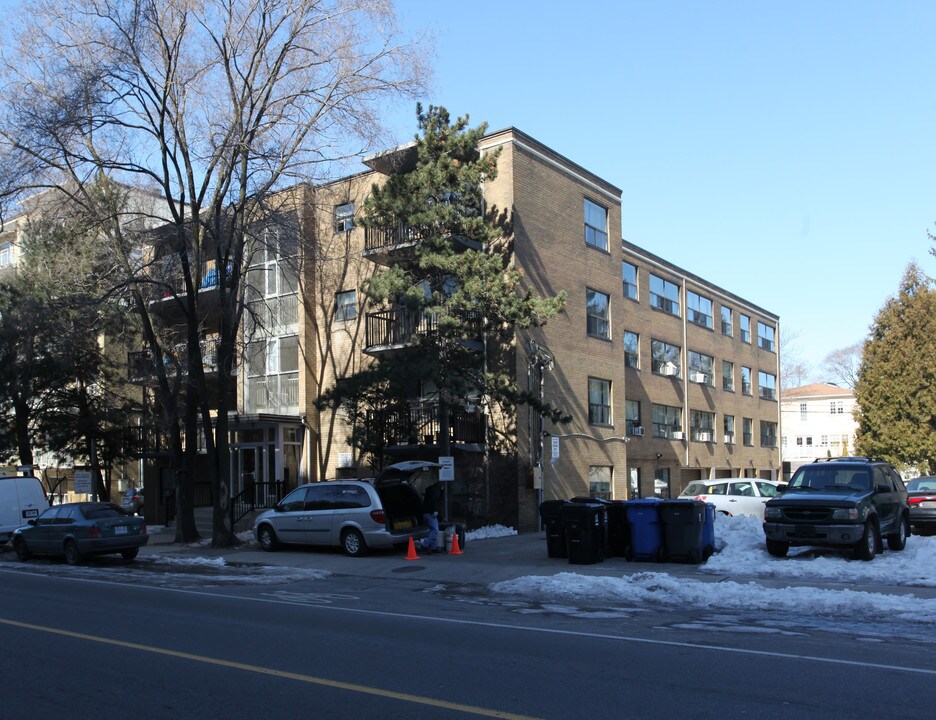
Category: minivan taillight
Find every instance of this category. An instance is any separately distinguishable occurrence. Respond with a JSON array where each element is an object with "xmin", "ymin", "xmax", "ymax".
[{"xmin": 370, "ymin": 509, "xmax": 386, "ymax": 525}]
